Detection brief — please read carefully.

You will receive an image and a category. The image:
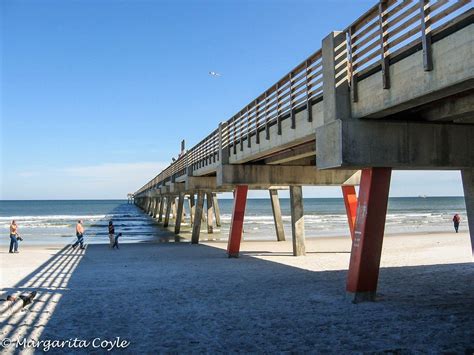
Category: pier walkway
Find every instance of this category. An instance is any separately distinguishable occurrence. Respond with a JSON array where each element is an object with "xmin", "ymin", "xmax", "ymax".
[{"xmin": 133, "ymin": 0, "xmax": 473, "ymax": 301}]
